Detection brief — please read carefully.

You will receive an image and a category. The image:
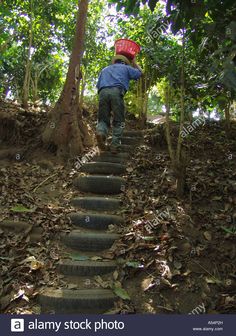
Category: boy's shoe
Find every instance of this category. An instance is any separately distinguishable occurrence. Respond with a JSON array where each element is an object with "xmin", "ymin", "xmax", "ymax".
[{"xmin": 96, "ymin": 132, "xmax": 106, "ymax": 151}]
